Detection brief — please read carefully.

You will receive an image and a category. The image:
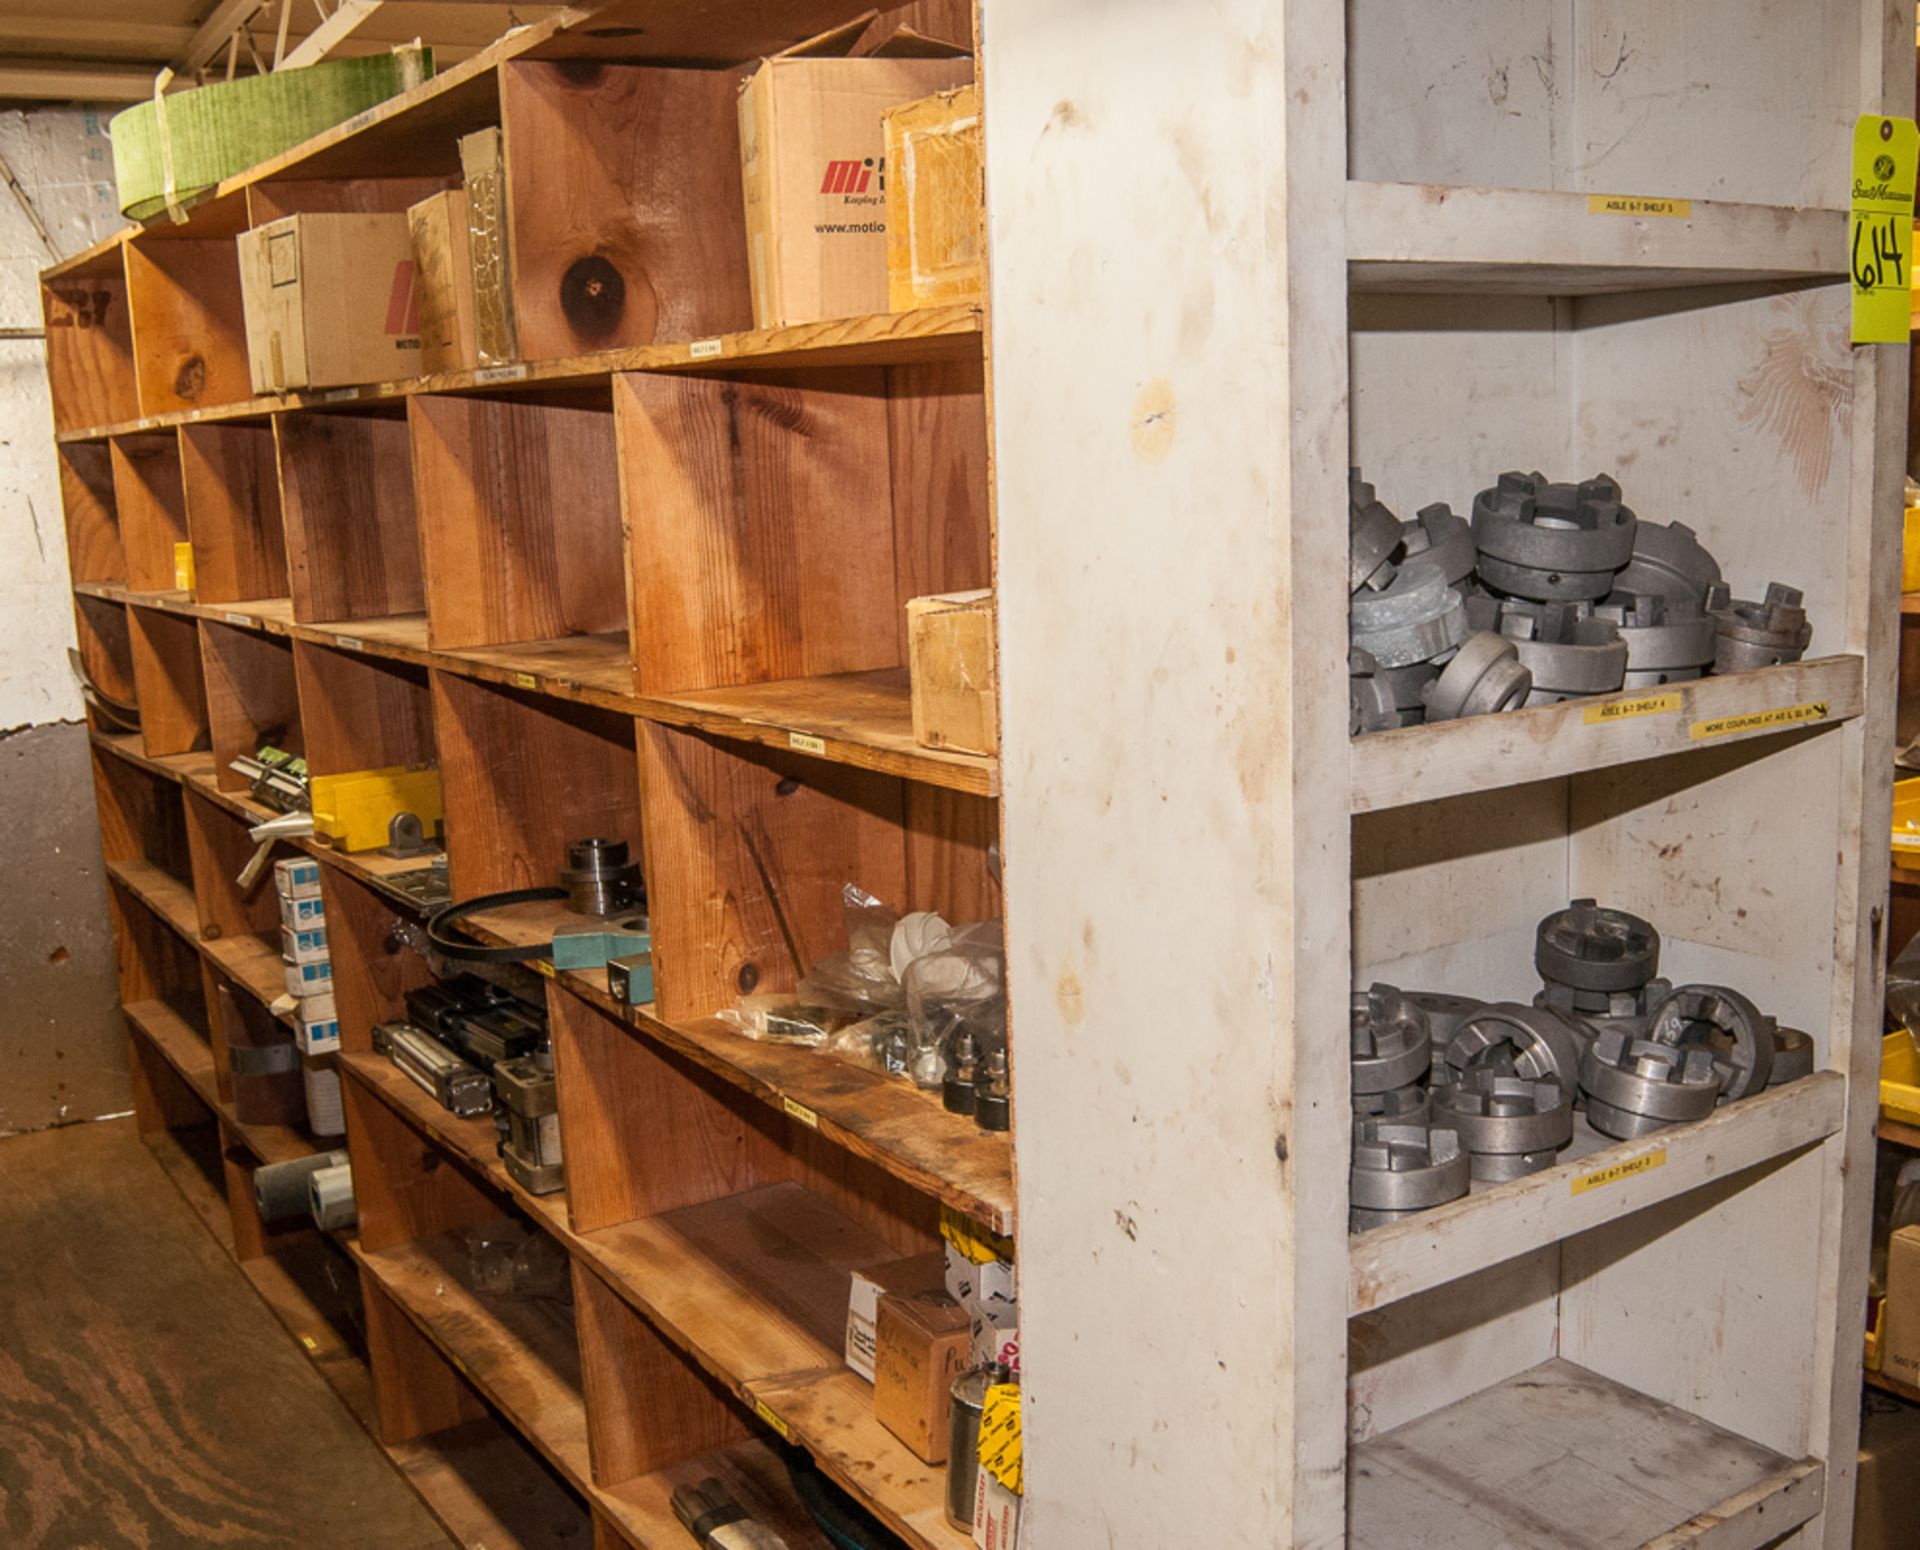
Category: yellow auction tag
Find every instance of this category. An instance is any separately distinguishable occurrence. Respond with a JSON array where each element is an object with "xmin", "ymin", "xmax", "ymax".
[
  {"xmin": 1571, "ymin": 1149, "xmax": 1667, "ymax": 1197},
  {"xmin": 1689, "ymin": 701, "xmax": 1829, "ymax": 741},
  {"xmin": 1850, "ymin": 114, "xmax": 1918, "ymax": 343},
  {"xmin": 1583, "ymin": 691, "xmax": 1681, "ymax": 725},
  {"xmin": 1587, "ymin": 194, "xmax": 1690, "ymax": 219},
  {"xmin": 979, "ymin": 1383, "xmax": 1023, "ymax": 1494}
]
